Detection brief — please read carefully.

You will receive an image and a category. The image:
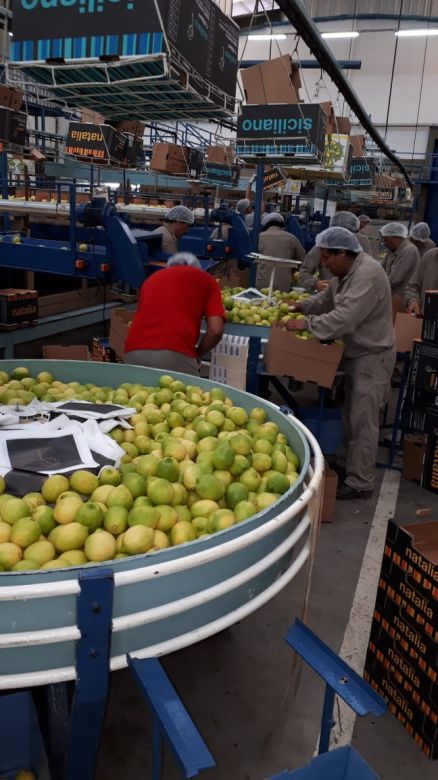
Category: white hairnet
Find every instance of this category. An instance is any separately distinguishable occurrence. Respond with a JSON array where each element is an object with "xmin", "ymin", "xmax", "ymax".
[
  {"xmin": 380, "ymin": 222, "xmax": 408, "ymax": 238},
  {"xmin": 167, "ymin": 252, "xmax": 201, "ymax": 269},
  {"xmin": 261, "ymin": 212, "xmax": 285, "ymax": 228},
  {"xmin": 410, "ymin": 222, "xmax": 430, "ymax": 242},
  {"xmin": 236, "ymin": 198, "xmax": 250, "ymax": 214},
  {"xmin": 315, "ymin": 227, "xmax": 362, "ymax": 253},
  {"xmin": 166, "ymin": 206, "xmax": 194, "ymax": 224},
  {"xmin": 358, "ymin": 214, "xmax": 370, "ymax": 224},
  {"xmin": 330, "ymin": 211, "xmax": 360, "ymax": 233}
]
